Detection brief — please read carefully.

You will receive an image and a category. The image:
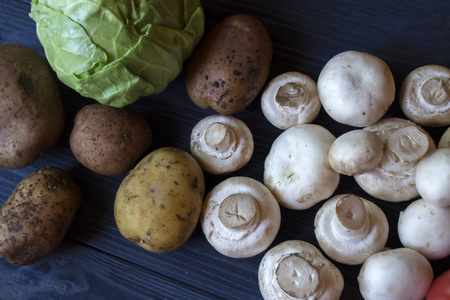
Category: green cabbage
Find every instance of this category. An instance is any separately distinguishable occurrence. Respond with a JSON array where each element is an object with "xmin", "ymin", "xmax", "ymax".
[{"xmin": 29, "ymin": 0, "xmax": 204, "ymax": 107}]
